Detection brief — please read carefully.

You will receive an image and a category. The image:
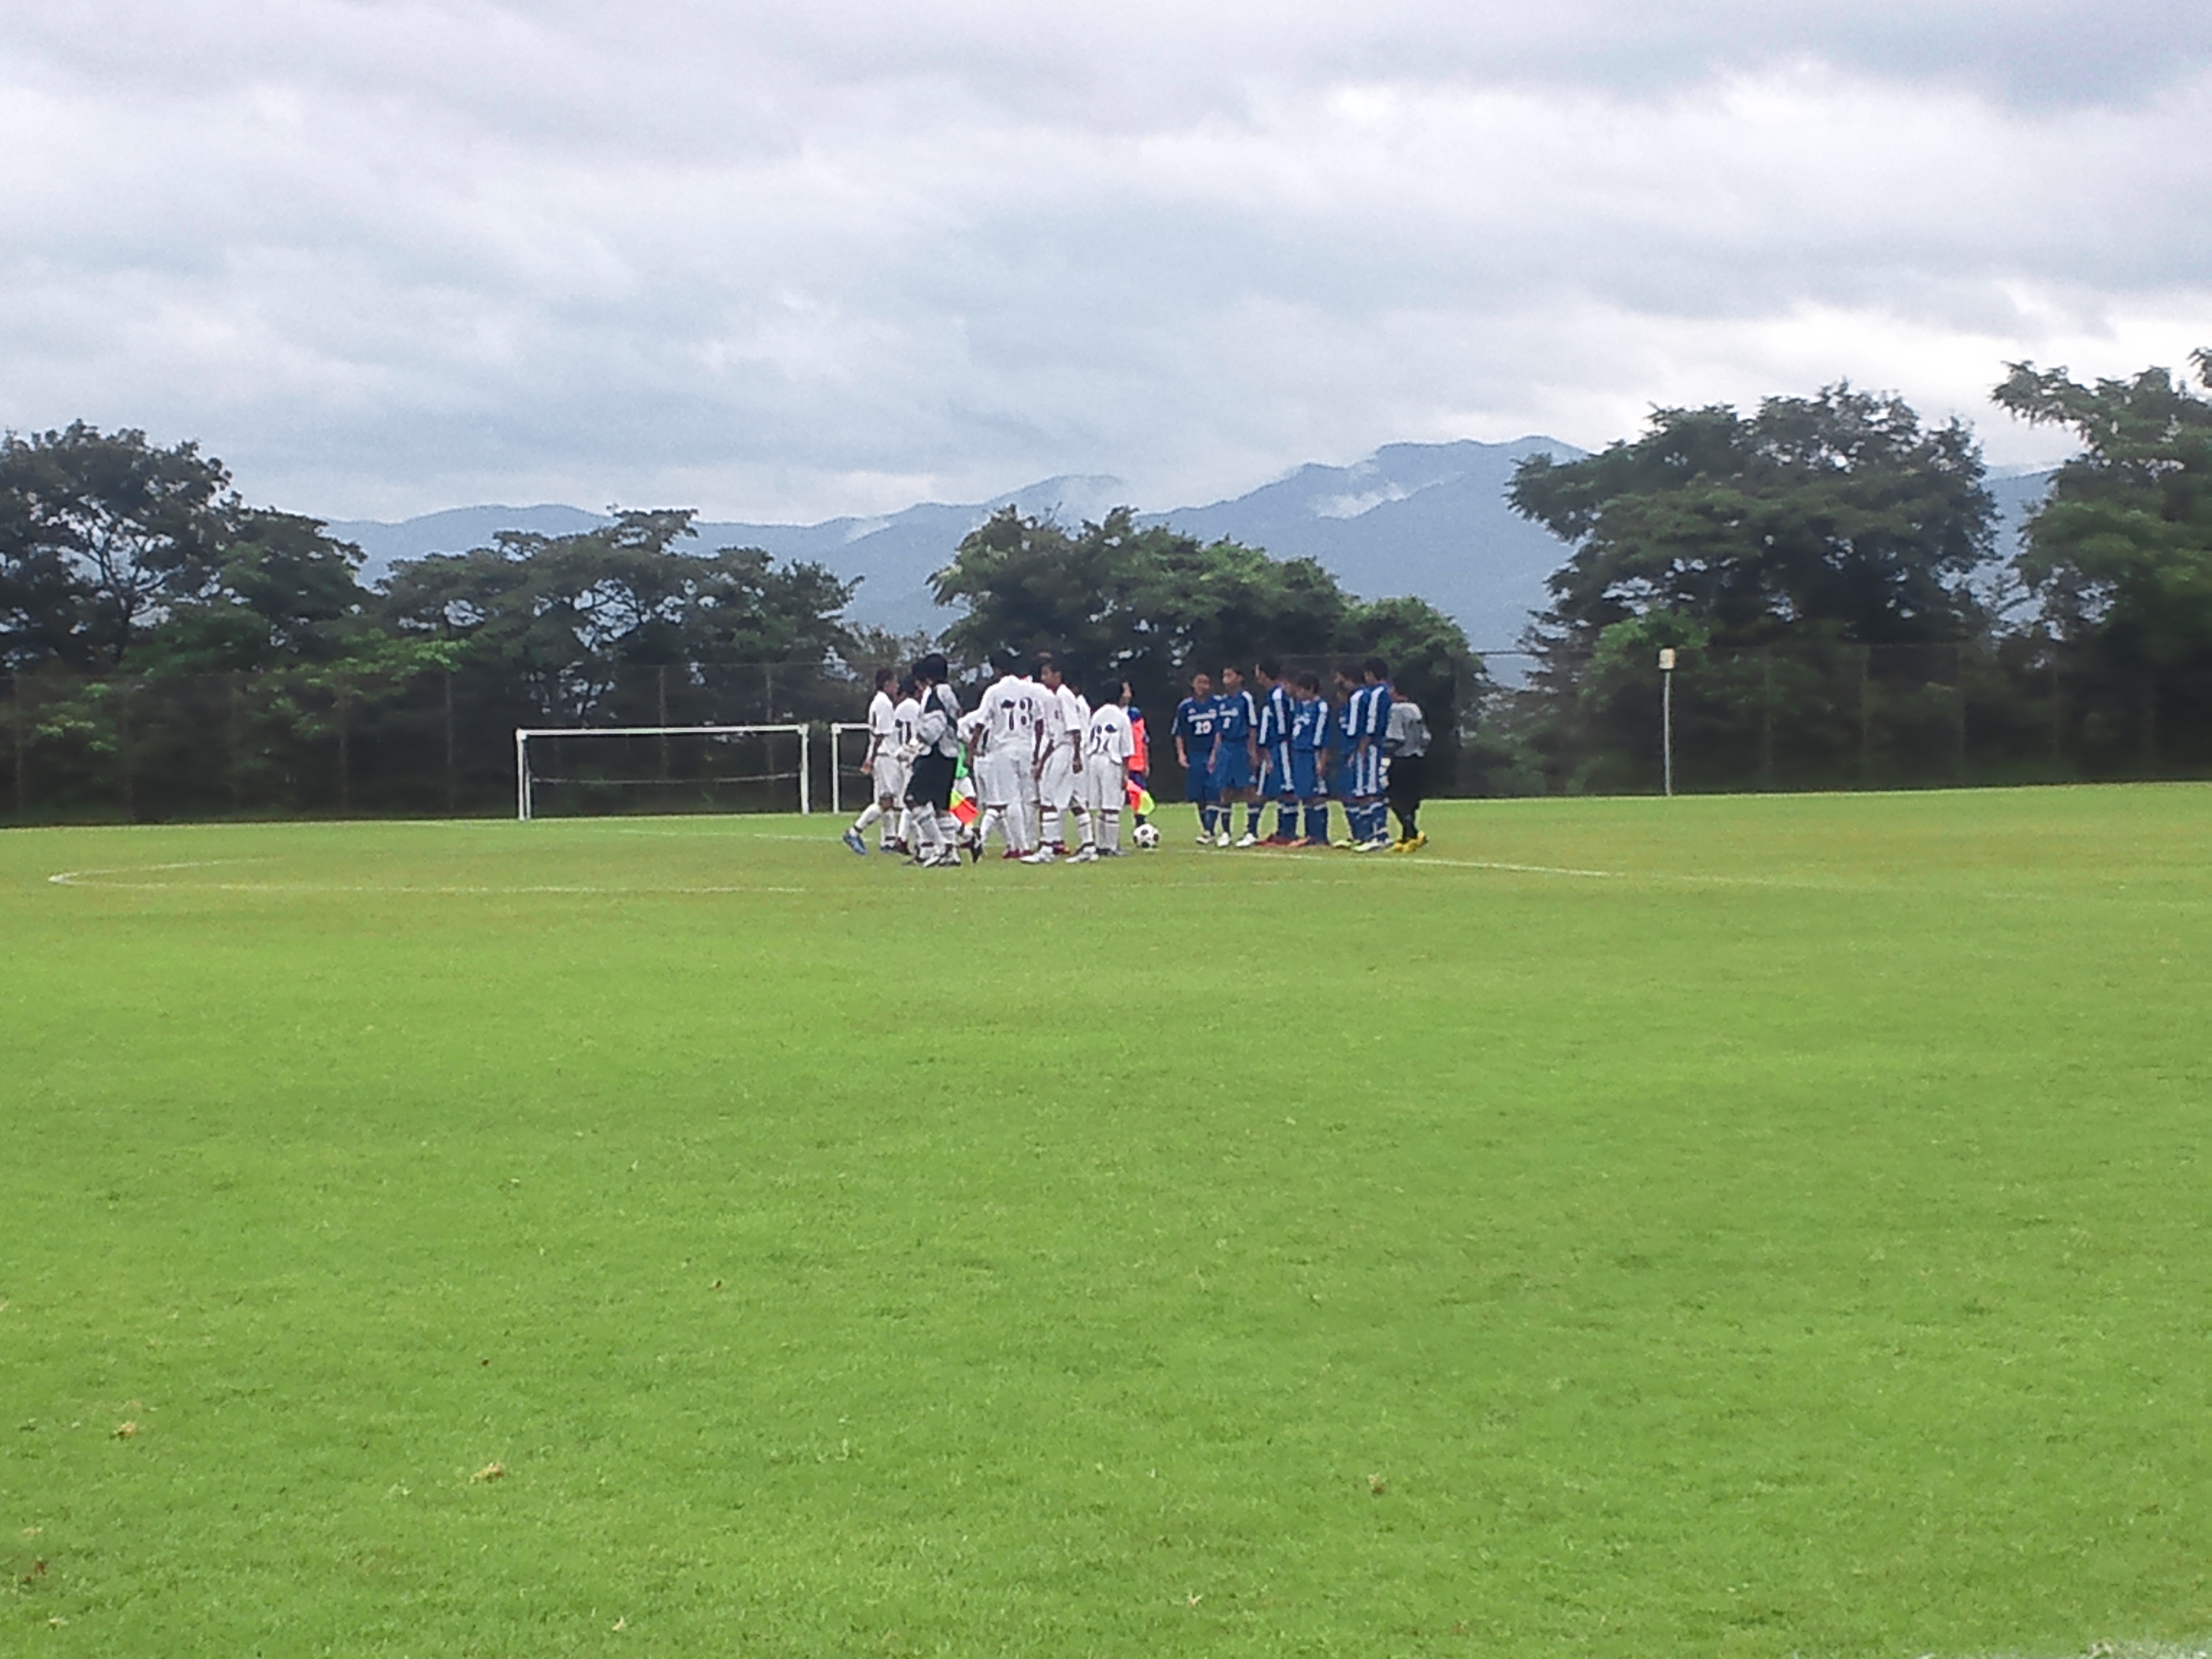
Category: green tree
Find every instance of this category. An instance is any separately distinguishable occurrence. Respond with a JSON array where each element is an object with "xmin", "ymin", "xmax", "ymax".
[
  {"xmin": 1505, "ymin": 384, "xmax": 1999, "ymax": 791},
  {"xmin": 1511, "ymin": 385, "xmax": 1995, "ymax": 648},
  {"xmin": 0, "ymin": 422, "xmax": 238, "ymax": 669},
  {"xmin": 932, "ymin": 506, "xmax": 1347, "ymax": 695},
  {"xmin": 379, "ymin": 510, "xmax": 857, "ymax": 723},
  {"xmin": 1992, "ymin": 351, "xmax": 2212, "ymax": 670}
]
